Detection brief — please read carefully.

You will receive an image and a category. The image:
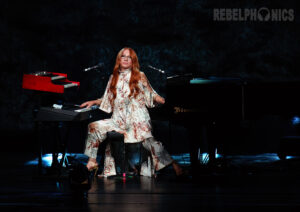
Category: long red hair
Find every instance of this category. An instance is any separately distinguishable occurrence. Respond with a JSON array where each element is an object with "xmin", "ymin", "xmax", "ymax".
[{"xmin": 109, "ymin": 47, "xmax": 141, "ymax": 107}]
